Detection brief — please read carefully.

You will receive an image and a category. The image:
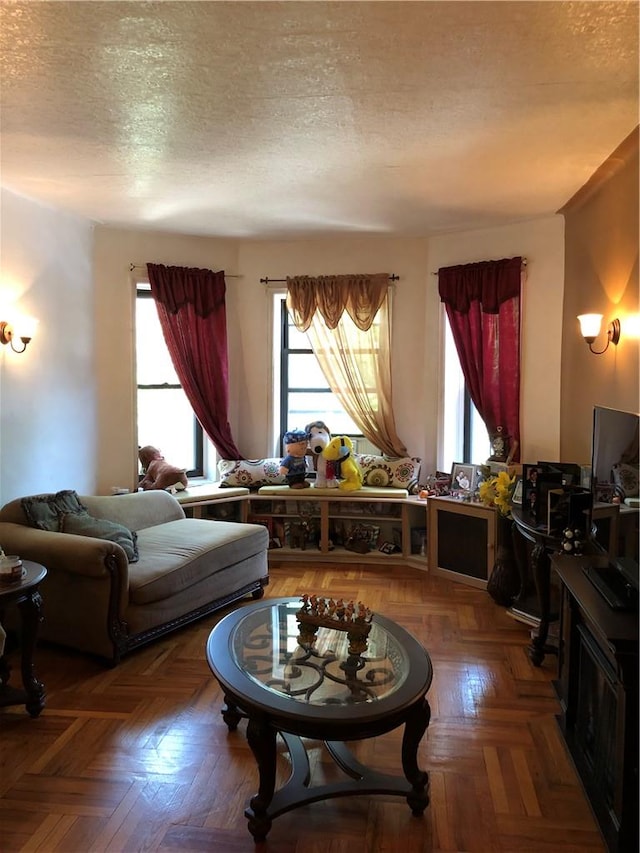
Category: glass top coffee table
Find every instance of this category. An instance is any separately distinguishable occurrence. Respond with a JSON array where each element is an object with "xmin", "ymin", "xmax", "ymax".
[{"xmin": 206, "ymin": 596, "xmax": 433, "ymax": 841}]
